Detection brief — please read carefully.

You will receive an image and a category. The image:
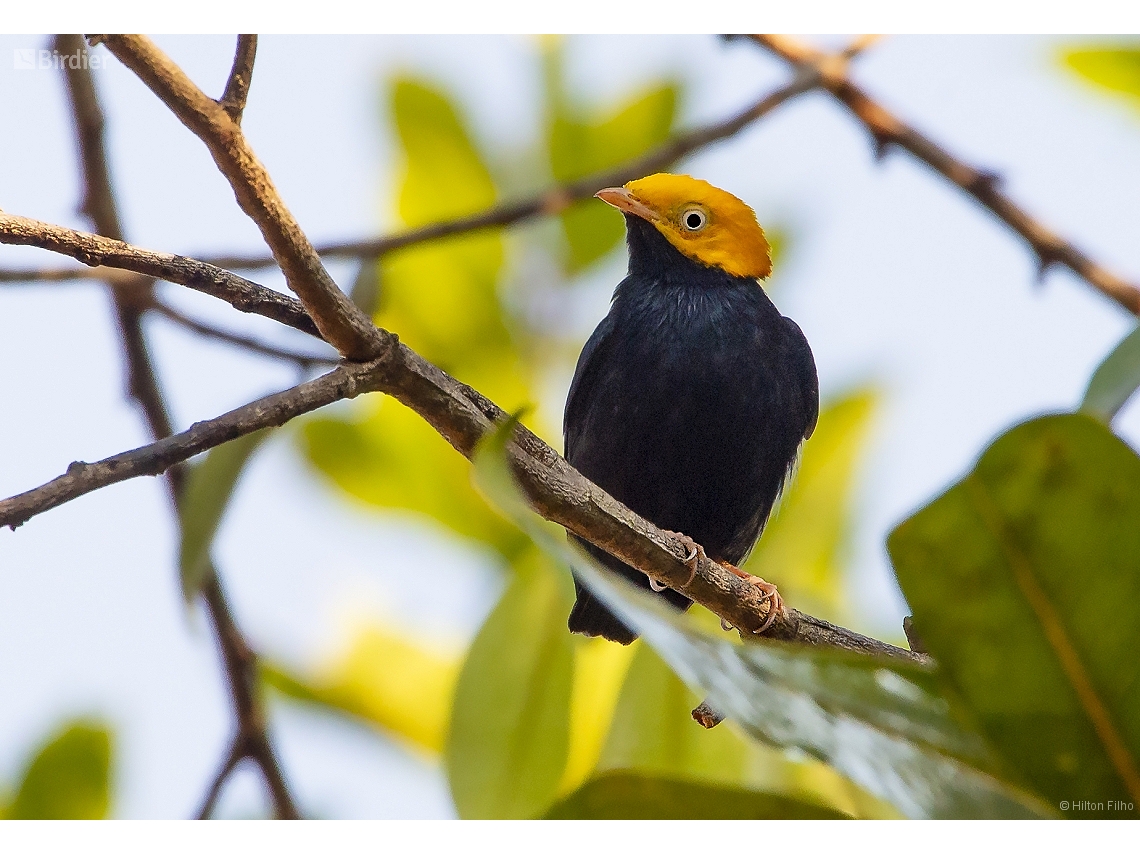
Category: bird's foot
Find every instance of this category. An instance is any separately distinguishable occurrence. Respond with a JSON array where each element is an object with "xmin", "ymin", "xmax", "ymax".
[
  {"xmin": 717, "ymin": 561, "xmax": 785, "ymax": 633},
  {"xmin": 662, "ymin": 530, "xmax": 703, "ymax": 589}
]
